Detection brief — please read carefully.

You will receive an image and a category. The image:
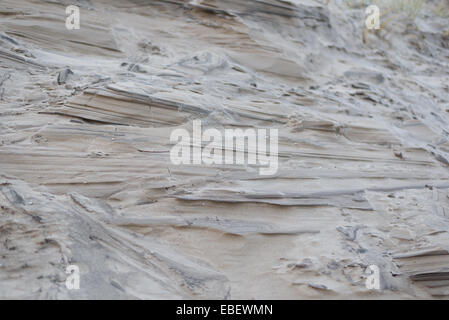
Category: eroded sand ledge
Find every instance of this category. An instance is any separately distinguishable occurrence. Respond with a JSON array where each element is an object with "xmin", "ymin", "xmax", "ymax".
[{"xmin": 0, "ymin": 0, "xmax": 449, "ymax": 299}]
